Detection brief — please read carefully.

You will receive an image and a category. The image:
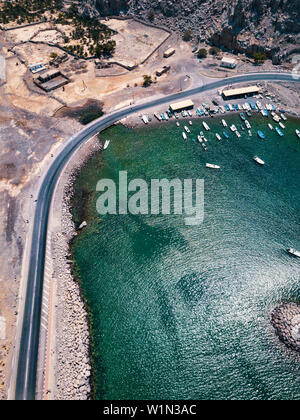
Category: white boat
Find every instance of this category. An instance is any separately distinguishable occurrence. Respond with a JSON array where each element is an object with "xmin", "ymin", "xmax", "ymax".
[
  {"xmin": 197, "ymin": 135, "xmax": 203, "ymax": 143},
  {"xmin": 216, "ymin": 133, "xmax": 222, "ymax": 142},
  {"xmin": 182, "ymin": 132, "xmax": 187, "ymax": 140},
  {"xmin": 103, "ymin": 140, "xmax": 110, "ymax": 150},
  {"xmin": 206, "ymin": 163, "xmax": 220, "ymax": 169},
  {"xmin": 280, "ymin": 114, "xmax": 287, "ymax": 121},
  {"xmin": 230, "ymin": 124, "xmax": 237, "ymax": 132},
  {"xmin": 236, "ymin": 131, "xmax": 241, "ymax": 138},
  {"xmin": 222, "ymin": 119, "xmax": 227, "ymax": 127},
  {"xmin": 189, "ymin": 120, "xmax": 193, "ymax": 126},
  {"xmin": 268, "ymin": 123, "xmax": 273, "ymax": 130},
  {"xmin": 248, "ymin": 130, "xmax": 252, "ymax": 137},
  {"xmin": 279, "ymin": 122, "xmax": 286, "ymax": 129},
  {"xmin": 287, "ymin": 248, "xmax": 300, "ymax": 258},
  {"xmin": 142, "ymin": 115, "xmax": 149, "ymax": 124},
  {"xmin": 245, "ymin": 120, "xmax": 251, "ymax": 129},
  {"xmin": 184, "ymin": 126, "xmax": 191, "ymax": 133},
  {"xmin": 176, "ymin": 122, "xmax": 180, "ymax": 127},
  {"xmin": 253, "ymin": 156, "xmax": 265, "ymax": 165},
  {"xmin": 188, "ymin": 111, "xmax": 193, "ymax": 117},
  {"xmin": 296, "ymin": 129, "xmax": 300, "ymax": 138},
  {"xmin": 203, "ymin": 121, "xmax": 210, "ymax": 131}
]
